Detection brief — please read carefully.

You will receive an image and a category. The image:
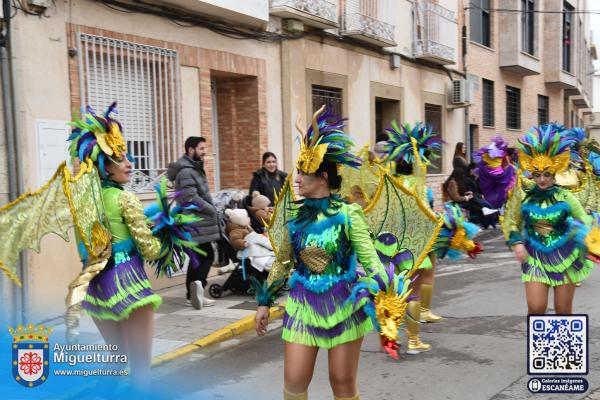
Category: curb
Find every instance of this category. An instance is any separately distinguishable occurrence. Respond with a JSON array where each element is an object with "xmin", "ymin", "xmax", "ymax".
[{"xmin": 151, "ymin": 303, "xmax": 286, "ymax": 367}]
